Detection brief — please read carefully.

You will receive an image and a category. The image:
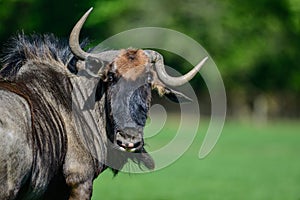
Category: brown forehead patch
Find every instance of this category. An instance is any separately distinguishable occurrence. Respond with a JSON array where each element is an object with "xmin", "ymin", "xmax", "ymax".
[{"xmin": 114, "ymin": 49, "xmax": 148, "ymax": 81}]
